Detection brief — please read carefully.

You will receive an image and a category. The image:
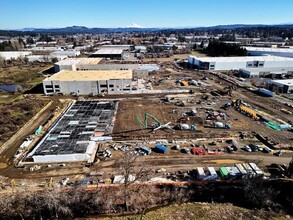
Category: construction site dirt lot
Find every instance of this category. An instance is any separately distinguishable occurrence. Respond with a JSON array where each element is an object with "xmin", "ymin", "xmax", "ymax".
[
  {"xmin": 1, "ymin": 66, "xmax": 293, "ymax": 183},
  {"xmin": 112, "ymin": 95, "xmax": 293, "ymax": 145}
]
